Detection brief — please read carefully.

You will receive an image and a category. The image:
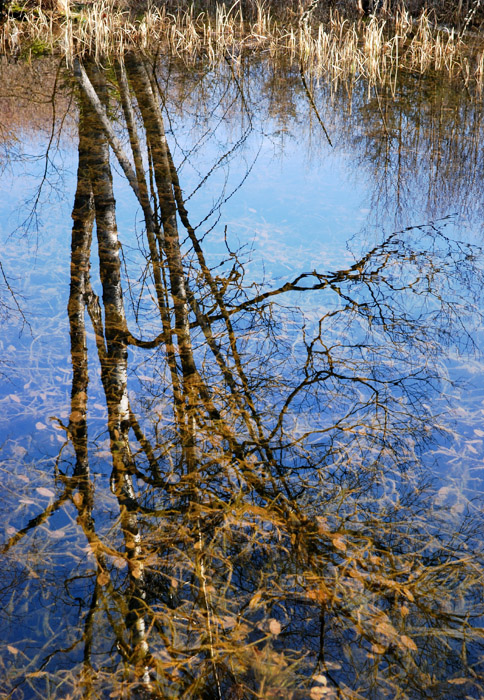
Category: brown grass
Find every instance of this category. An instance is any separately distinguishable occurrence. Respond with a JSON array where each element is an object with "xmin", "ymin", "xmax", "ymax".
[{"xmin": 1, "ymin": 2, "xmax": 484, "ymax": 91}]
